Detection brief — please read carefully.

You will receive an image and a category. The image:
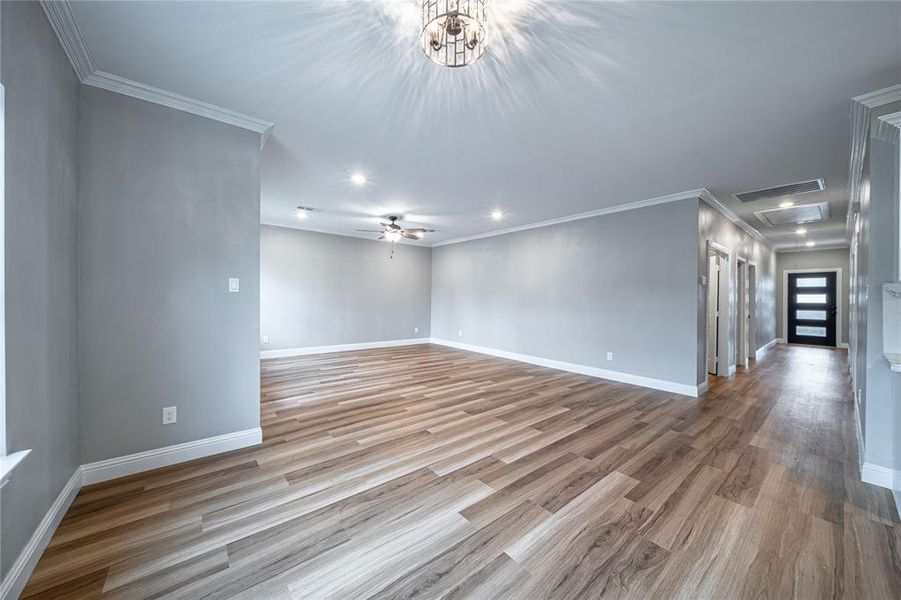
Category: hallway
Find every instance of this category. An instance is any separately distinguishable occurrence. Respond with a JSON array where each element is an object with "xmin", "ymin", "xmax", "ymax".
[{"xmin": 22, "ymin": 343, "xmax": 901, "ymax": 598}]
